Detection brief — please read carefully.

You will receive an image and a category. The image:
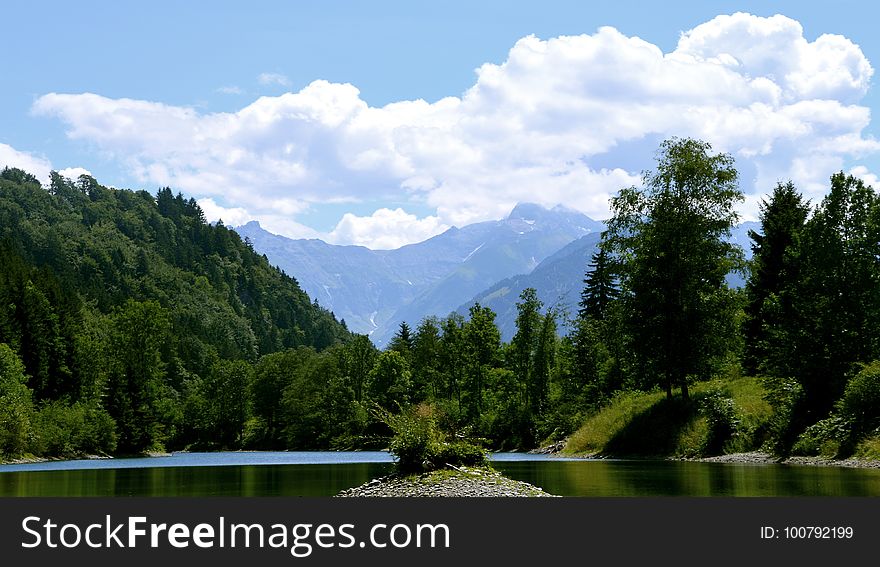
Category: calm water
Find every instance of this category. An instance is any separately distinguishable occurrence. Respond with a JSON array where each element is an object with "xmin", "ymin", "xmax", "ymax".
[{"xmin": 1, "ymin": 452, "xmax": 879, "ymax": 497}]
